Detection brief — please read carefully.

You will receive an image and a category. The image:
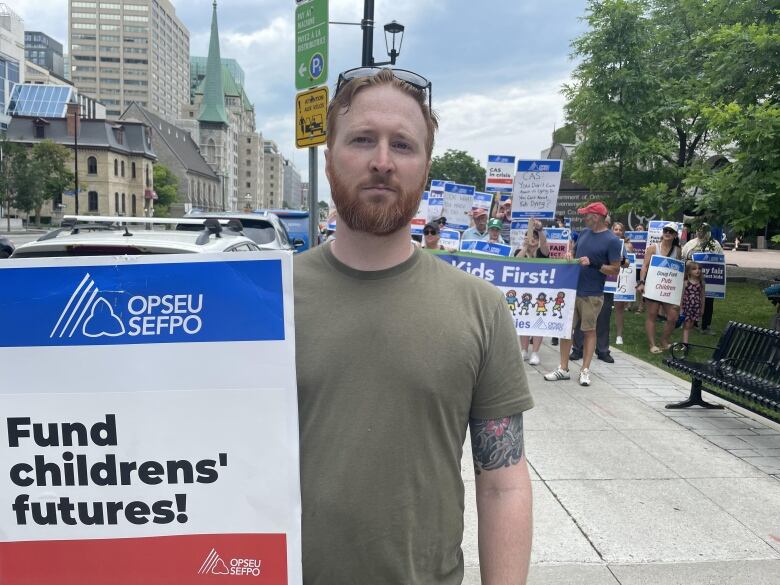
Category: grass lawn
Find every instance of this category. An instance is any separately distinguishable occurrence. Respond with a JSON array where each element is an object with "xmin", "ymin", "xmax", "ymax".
[{"xmin": 610, "ymin": 281, "xmax": 778, "ymax": 421}]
